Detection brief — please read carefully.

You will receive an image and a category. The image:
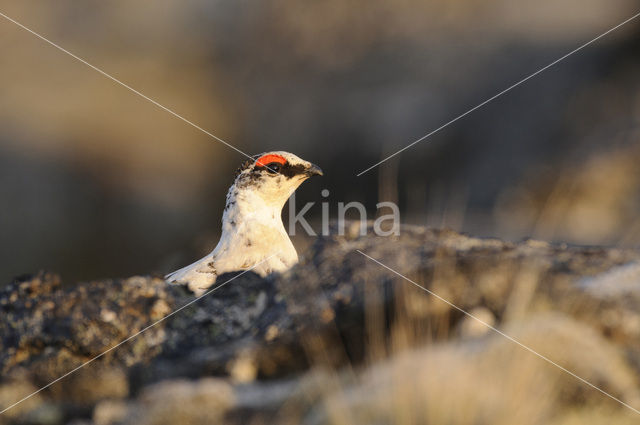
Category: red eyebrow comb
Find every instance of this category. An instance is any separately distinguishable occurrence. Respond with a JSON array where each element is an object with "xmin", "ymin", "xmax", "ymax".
[{"xmin": 255, "ymin": 154, "xmax": 287, "ymax": 167}]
